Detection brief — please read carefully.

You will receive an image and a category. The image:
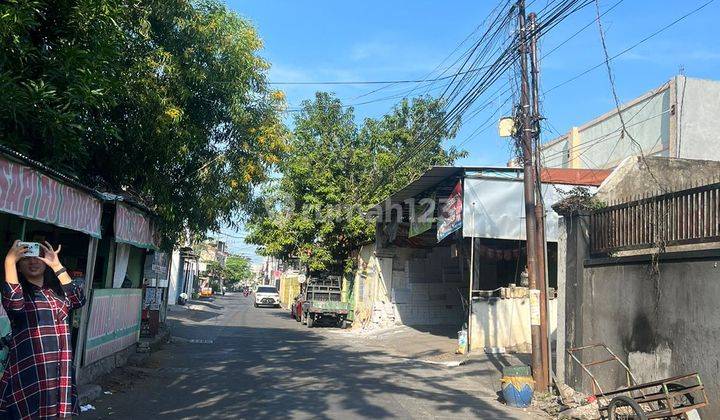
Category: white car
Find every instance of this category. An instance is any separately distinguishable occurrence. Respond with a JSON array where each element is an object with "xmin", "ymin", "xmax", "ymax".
[{"xmin": 254, "ymin": 286, "xmax": 280, "ymax": 308}]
